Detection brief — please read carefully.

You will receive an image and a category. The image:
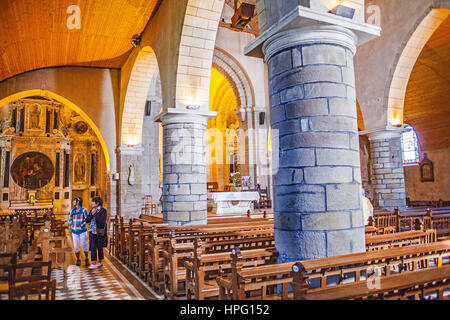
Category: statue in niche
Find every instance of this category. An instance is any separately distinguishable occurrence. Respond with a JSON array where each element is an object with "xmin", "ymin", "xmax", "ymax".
[
  {"xmin": 29, "ymin": 104, "xmax": 41, "ymax": 129},
  {"xmin": 420, "ymin": 153, "xmax": 434, "ymax": 182},
  {"xmin": 74, "ymin": 153, "xmax": 86, "ymax": 183},
  {"xmin": 360, "ymin": 141, "xmax": 369, "ymax": 182}
]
